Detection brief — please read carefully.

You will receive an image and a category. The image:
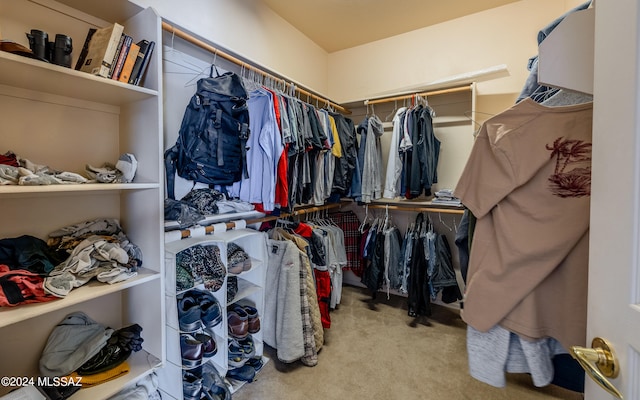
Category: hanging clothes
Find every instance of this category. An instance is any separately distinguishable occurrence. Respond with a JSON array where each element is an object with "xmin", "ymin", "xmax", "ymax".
[
  {"xmin": 263, "ymin": 239, "xmax": 305, "ymax": 363},
  {"xmin": 406, "ymin": 213, "xmax": 431, "ymax": 317},
  {"xmin": 407, "ymin": 105, "xmax": 440, "ymax": 198},
  {"xmin": 383, "ymin": 107, "xmax": 408, "ymax": 199},
  {"xmin": 361, "ymin": 115, "xmax": 384, "ymax": 203},
  {"xmin": 230, "ymin": 87, "xmax": 283, "ymax": 211},
  {"xmin": 328, "ymin": 211, "xmax": 363, "ymax": 277},
  {"xmin": 227, "ymin": 80, "xmax": 357, "ymax": 212},
  {"xmin": 330, "ymin": 112, "xmax": 357, "ymax": 196},
  {"xmin": 429, "ymin": 232, "xmax": 462, "ymax": 304},
  {"xmin": 266, "ymin": 226, "xmax": 324, "ymax": 366},
  {"xmin": 382, "ymin": 224, "xmax": 403, "ymax": 298}
]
